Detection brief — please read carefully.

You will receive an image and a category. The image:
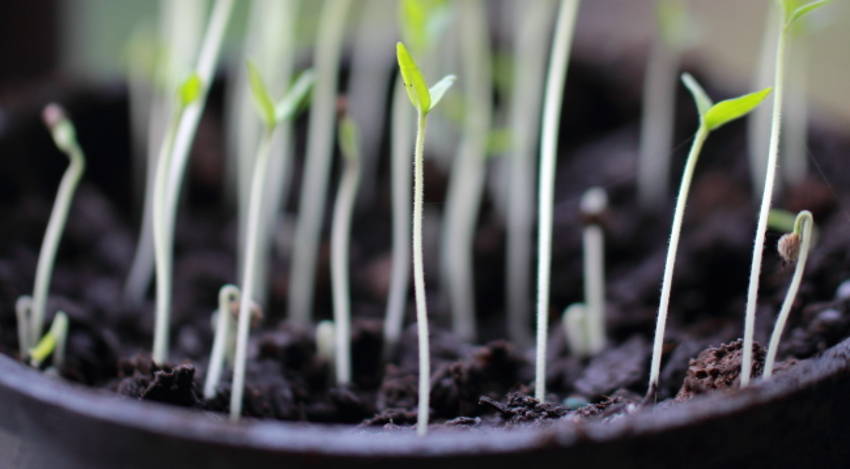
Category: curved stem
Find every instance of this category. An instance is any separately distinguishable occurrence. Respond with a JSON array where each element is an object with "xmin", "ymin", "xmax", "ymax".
[
  {"xmin": 534, "ymin": 0, "xmax": 580, "ymax": 402},
  {"xmin": 647, "ymin": 124, "xmax": 709, "ymax": 394},
  {"xmin": 413, "ymin": 112, "xmax": 430, "ymax": 436},
  {"xmin": 204, "ymin": 285, "xmax": 239, "ymax": 399},
  {"xmin": 742, "ymin": 16, "xmax": 787, "ymax": 387}
]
